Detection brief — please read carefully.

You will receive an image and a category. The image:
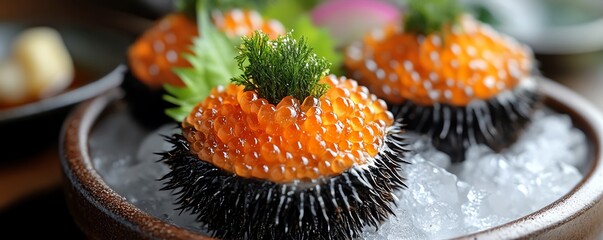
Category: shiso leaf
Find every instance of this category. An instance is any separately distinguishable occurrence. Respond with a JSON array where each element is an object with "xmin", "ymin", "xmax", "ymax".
[
  {"xmin": 232, "ymin": 31, "xmax": 330, "ymax": 105},
  {"xmin": 261, "ymin": 0, "xmax": 342, "ymax": 74},
  {"xmin": 163, "ymin": 0, "xmax": 241, "ymax": 122}
]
